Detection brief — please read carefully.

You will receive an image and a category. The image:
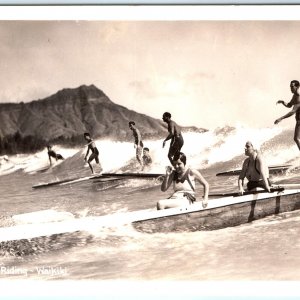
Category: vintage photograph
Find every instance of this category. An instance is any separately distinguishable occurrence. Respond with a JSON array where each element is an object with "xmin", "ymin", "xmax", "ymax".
[{"xmin": 0, "ymin": 5, "xmax": 300, "ymax": 299}]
